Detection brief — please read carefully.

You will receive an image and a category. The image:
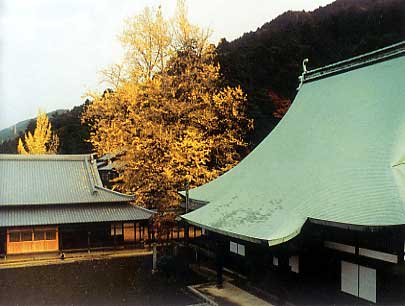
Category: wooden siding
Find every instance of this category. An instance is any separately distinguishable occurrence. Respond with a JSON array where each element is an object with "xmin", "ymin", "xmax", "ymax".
[
  {"xmin": 123, "ymin": 223, "xmax": 135, "ymax": 241},
  {"xmin": 7, "ymin": 226, "xmax": 59, "ymax": 255}
]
